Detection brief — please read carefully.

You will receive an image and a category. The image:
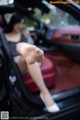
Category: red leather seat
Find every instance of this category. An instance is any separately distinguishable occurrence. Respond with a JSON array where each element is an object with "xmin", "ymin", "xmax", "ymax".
[{"xmin": 23, "ymin": 57, "xmax": 55, "ymax": 92}]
